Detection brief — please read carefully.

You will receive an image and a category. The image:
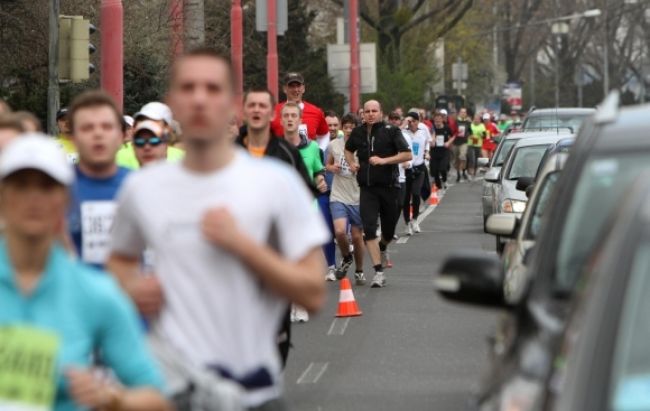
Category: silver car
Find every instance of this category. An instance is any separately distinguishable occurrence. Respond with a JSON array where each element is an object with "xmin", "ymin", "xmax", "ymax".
[
  {"xmin": 486, "ymin": 133, "xmax": 572, "ymax": 252},
  {"xmin": 482, "ymin": 131, "xmax": 570, "ymax": 231},
  {"xmin": 487, "ymin": 151, "xmax": 569, "ymax": 304}
]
